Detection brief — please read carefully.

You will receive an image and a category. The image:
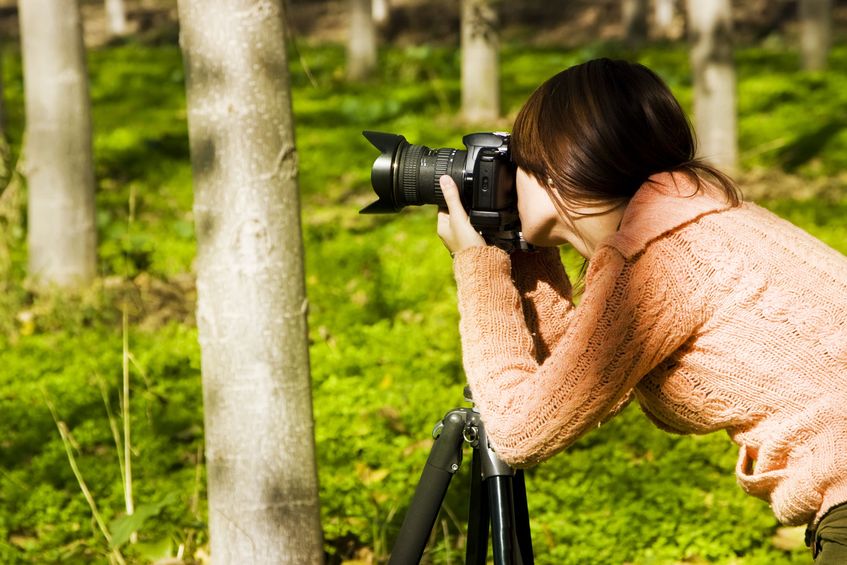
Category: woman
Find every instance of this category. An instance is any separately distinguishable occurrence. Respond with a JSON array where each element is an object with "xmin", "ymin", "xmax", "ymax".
[{"xmin": 436, "ymin": 58, "xmax": 847, "ymax": 562}]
